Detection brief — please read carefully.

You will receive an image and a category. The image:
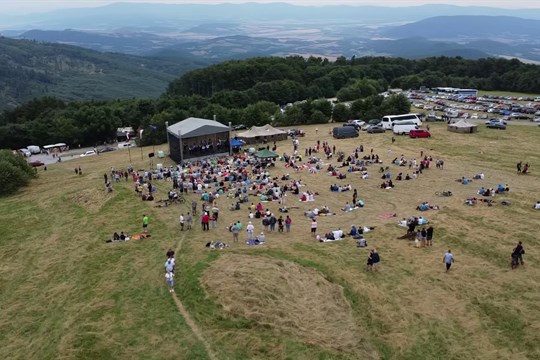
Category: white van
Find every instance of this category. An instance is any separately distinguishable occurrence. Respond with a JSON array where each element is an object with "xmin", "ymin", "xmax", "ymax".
[
  {"xmin": 393, "ymin": 122, "xmax": 418, "ymax": 135},
  {"xmin": 27, "ymin": 145, "xmax": 41, "ymax": 154},
  {"xmin": 381, "ymin": 113, "xmax": 422, "ymax": 130}
]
